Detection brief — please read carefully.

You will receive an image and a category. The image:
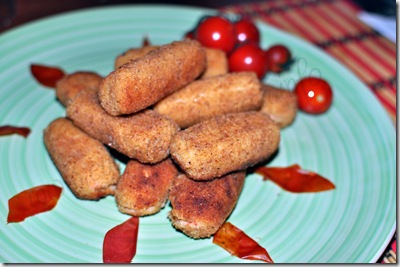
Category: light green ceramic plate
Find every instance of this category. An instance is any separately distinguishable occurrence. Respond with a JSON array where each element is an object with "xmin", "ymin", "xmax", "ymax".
[{"xmin": 0, "ymin": 5, "xmax": 395, "ymax": 263}]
